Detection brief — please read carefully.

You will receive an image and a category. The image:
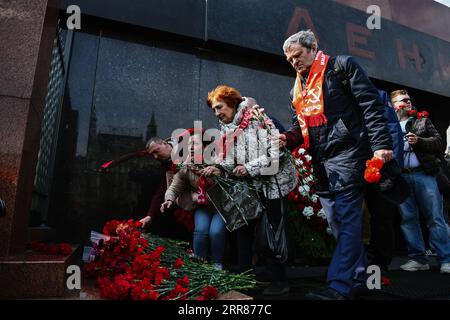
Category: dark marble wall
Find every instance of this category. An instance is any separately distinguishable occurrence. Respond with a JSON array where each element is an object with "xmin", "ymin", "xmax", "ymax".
[
  {"xmin": 59, "ymin": 0, "xmax": 206, "ymax": 40},
  {"xmin": 48, "ymin": 25, "xmax": 295, "ymax": 244},
  {"xmin": 207, "ymin": 0, "xmax": 450, "ymax": 97},
  {"xmin": 57, "ymin": 0, "xmax": 450, "ymax": 97},
  {"xmin": 334, "ymin": 0, "xmax": 450, "ymax": 43}
]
